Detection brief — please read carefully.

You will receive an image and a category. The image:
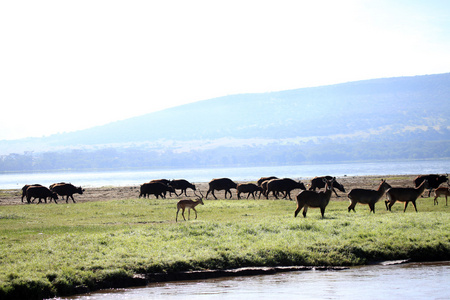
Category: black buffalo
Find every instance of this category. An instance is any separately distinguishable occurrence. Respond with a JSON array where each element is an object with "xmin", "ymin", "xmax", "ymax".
[
  {"xmin": 21, "ymin": 184, "xmax": 42, "ymax": 203},
  {"xmin": 170, "ymin": 179, "xmax": 196, "ymax": 196},
  {"xmin": 266, "ymin": 178, "xmax": 306, "ymax": 200},
  {"xmin": 257, "ymin": 176, "xmax": 278, "ymax": 187},
  {"xmin": 309, "ymin": 176, "xmax": 345, "ymax": 197},
  {"xmin": 139, "ymin": 182, "xmax": 175, "ymax": 199},
  {"xmin": 237, "ymin": 183, "xmax": 263, "ymax": 199},
  {"xmin": 414, "ymin": 174, "xmax": 448, "ymax": 197},
  {"xmin": 149, "ymin": 179, "xmax": 175, "ymax": 196},
  {"xmin": 26, "ymin": 186, "xmax": 58, "ymax": 204},
  {"xmin": 50, "ymin": 183, "xmax": 84, "ymax": 203},
  {"xmin": 206, "ymin": 178, "xmax": 237, "ymax": 199}
]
